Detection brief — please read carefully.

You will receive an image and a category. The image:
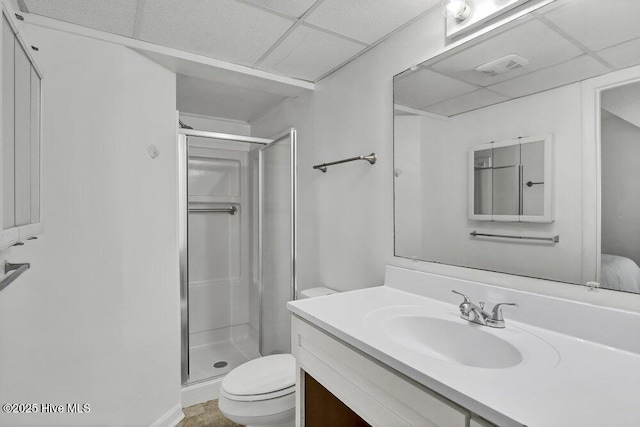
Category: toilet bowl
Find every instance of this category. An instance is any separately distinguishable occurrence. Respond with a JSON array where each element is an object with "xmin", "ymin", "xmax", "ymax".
[
  {"xmin": 218, "ymin": 354, "xmax": 296, "ymax": 427},
  {"xmin": 218, "ymin": 287, "xmax": 337, "ymax": 427}
]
